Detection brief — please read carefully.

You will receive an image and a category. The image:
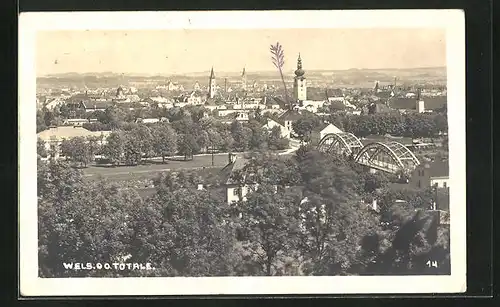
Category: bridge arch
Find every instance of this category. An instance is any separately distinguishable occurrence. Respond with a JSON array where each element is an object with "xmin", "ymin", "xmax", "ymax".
[
  {"xmin": 354, "ymin": 141, "xmax": 421, "ymax": 173},
  {"xmin": 317, "ymin": 133, "xmax": 364, "ymax": 157}
]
